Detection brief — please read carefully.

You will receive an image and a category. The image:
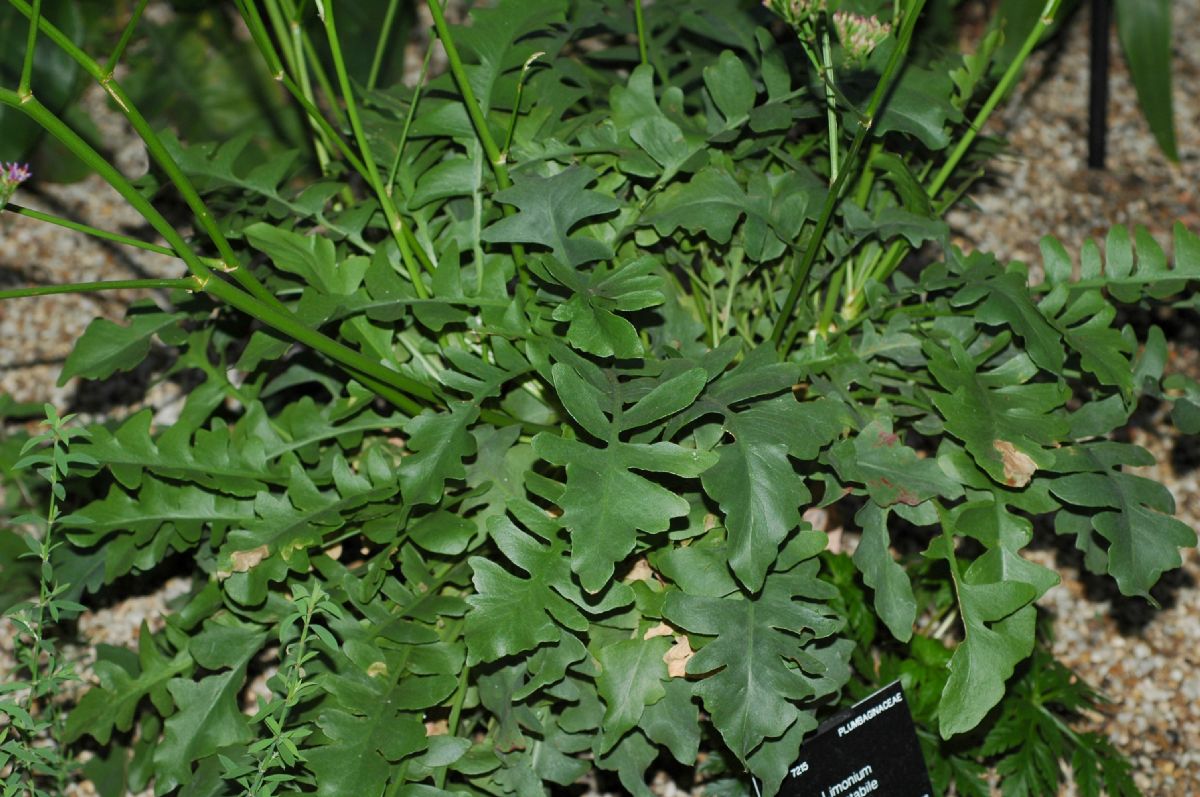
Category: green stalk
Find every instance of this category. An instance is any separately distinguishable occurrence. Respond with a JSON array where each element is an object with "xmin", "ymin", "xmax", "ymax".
[
  {"xmin": 386, "ymin": 38, "xmax": 435, "ymax": 196},
  {"xmin": 843, "ymin": 0, "xmax": 1062, "ymax": 317},
  {"xmin": 287, "ymin": 7, "xmax": 334, "ymax": 172},
  {"xmin": 502, "ymin": 52, "xmax": 542, "ymax": 160},
  {"xmin": 105, "ymin": 0, "xmax": 149, "ymax": 75},
  {"xmin": 424, "ymin": 0, "xmax": 509, "ymax": 187},
  {"xmin": 7, "ymin": 0, "xmax": 282, "ymax": 310},
  {"xmin": 821, "ymin": 27, "xmax": 840, "ymax": 183},
  {"xmin": 203, "ymin": 276, "xmax": 431, "ymax": 413},
  {"xmin": 236, "ymin": 2, "xmax": 433, "ymax": 275},
  {"xmin": 0, "ymin": 88, "xmax": 216, "ymax": 283},
  {"xmin": 769, "ymin": 0, "xmax": 927, "ymax": 348},
  {"xmin": 0, "ymin": 88, "xmax": 432, "ymax": 413},
  {"xmin": 278, "ymin": 0, "xmax": 348, "ymax": 130},
  {"xmin": 4, "ymin": 203, "xmax": 220, "ymax": 266},
  {"xmin": 0, "ymin": 279, "xmax": 193, "ymax": 300},
  {"xmin": 367, "ymin": 0, "xmax": 403, "ymax": 90},
  {"xmin": 245, "ymin": 590, "xmax": 320, "ymax": 797},
  {"xmin": 633, "ymin": 0, "xmax": 649, "ymax": 66},
  {"xmin": 236, "ymin": 1, "xmax": 369, "ymax": 176},
  {"xmin": 18, "ymin": 0, "xmax": 40, "ymax": 96},
  {"xmin": 424, "ymin": 0, "xmax": 529, "ymax": 278},
  {"xmin": 321, "ymin": 0, "xmax": 430, "ymax": 299},
  {"xmin": 928, "ymin": 0, "xmax": 1062, "ymax": 199}
]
